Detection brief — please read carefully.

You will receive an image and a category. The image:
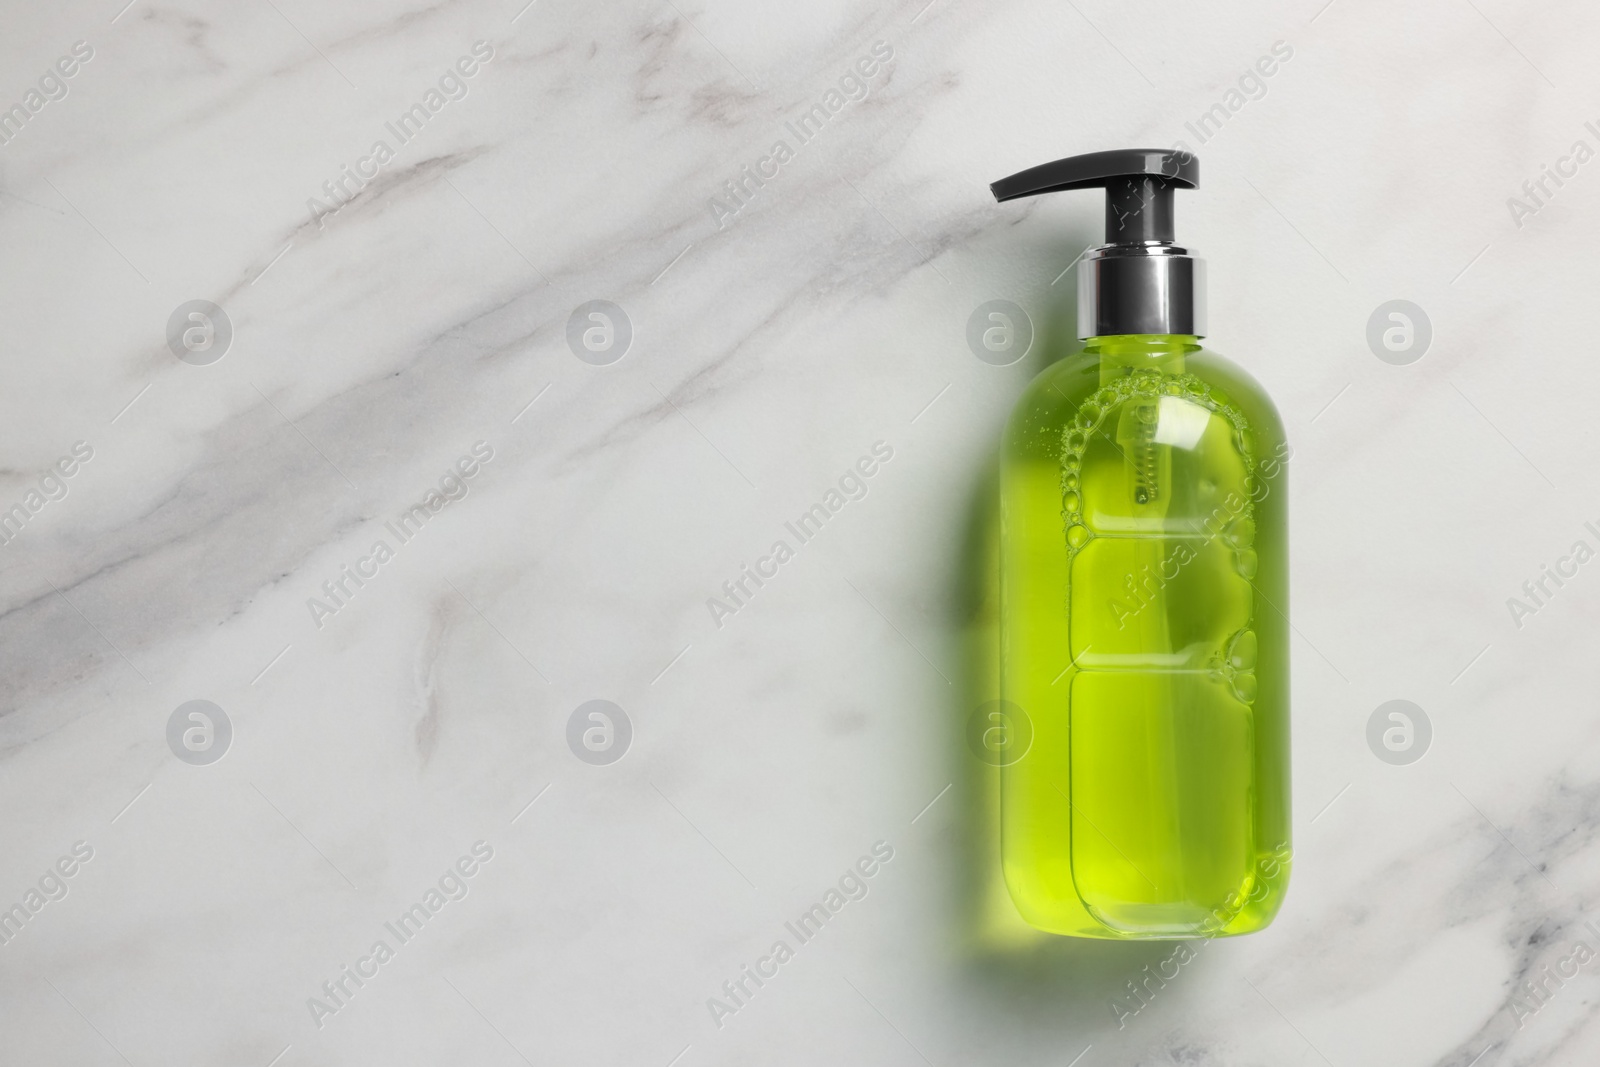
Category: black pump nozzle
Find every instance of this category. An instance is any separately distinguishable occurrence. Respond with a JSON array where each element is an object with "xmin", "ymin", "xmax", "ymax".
[
  {"xmin": 990, "ymin": 149, "xmax": 1206, "ymax": 339},
  {"xmin": 990, "ymin": 149, "xmax": 1199, "ymax": 244}
]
